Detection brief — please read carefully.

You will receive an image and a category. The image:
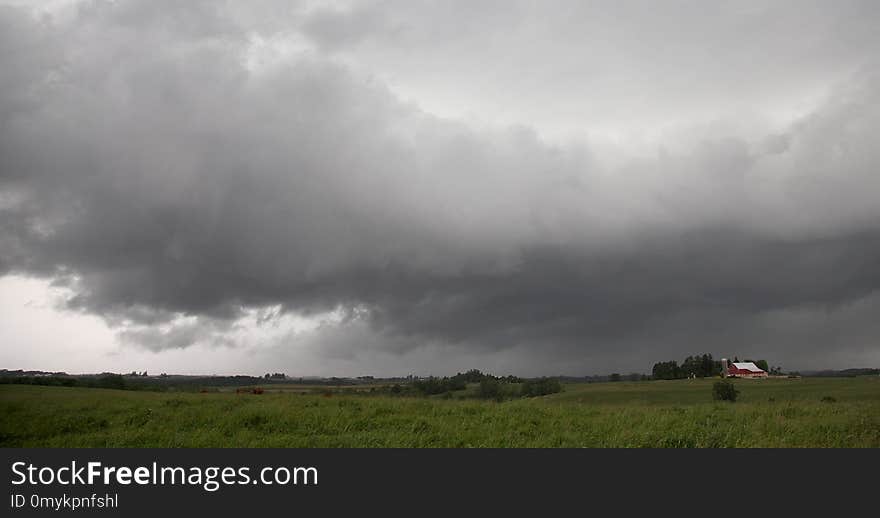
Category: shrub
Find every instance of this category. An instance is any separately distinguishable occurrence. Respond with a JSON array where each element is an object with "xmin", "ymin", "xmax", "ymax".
[
  {"xmin": 478, "ymin": 378, "xmax": 503, "ymax": 401},
  {"xmin": 712, "ymin": 380, "xmax": 739, "ymax": 402},
  {"xmin": 412, "ymin": 376, "xmax": 466, "ymax": 395},
  {"xmin": 521, "ymin": 378, "xmax": 563, "ymax": 398},
  {"xmin": 820, "ymin": 396, "xmax": 837, "ymax": 403}
]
